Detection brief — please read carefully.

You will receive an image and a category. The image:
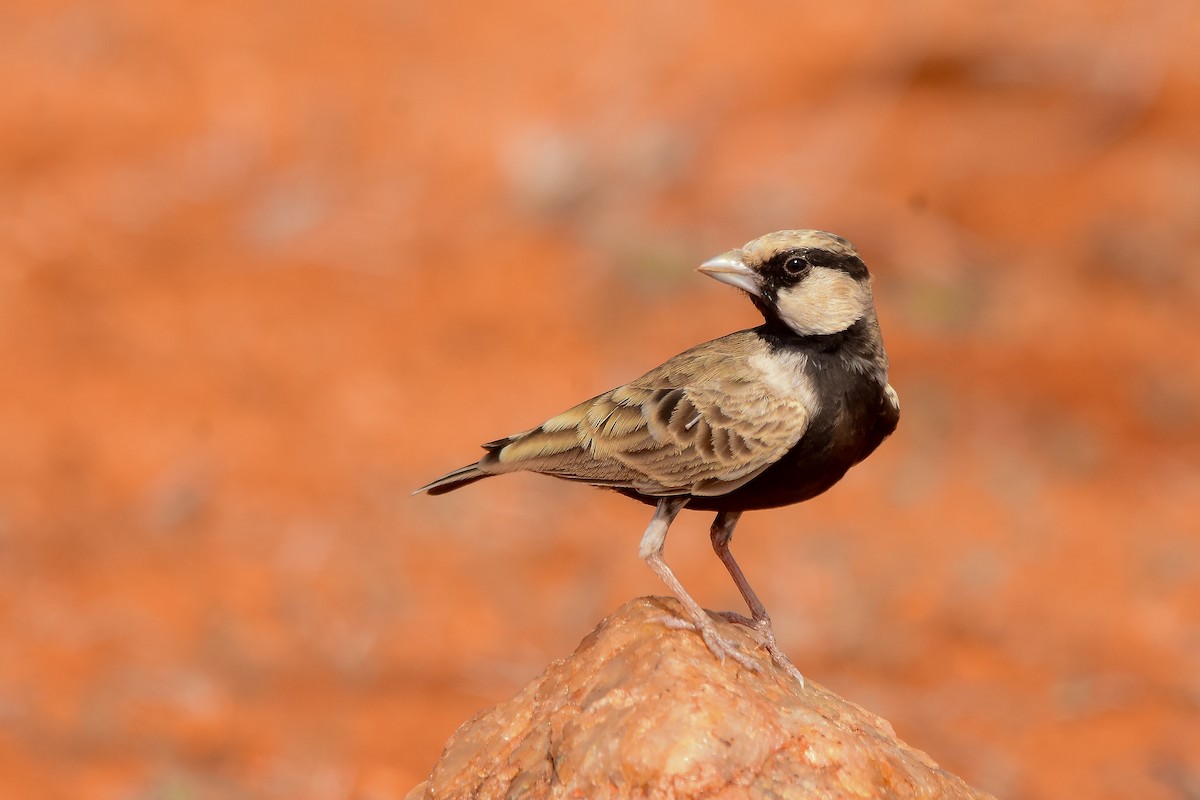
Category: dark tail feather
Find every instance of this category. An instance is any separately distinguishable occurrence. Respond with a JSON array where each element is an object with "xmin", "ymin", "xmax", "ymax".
[{"xmin": 413, "ymin": 464, "xmax": 490, "ymax": 496}]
